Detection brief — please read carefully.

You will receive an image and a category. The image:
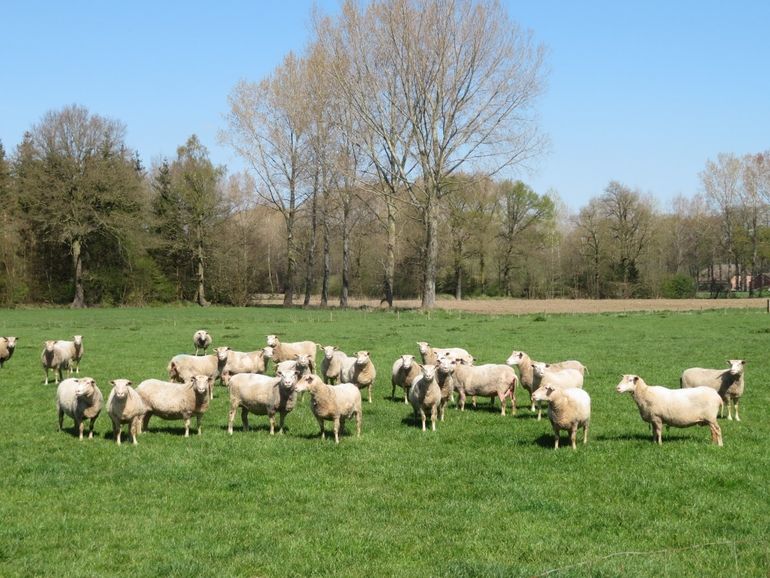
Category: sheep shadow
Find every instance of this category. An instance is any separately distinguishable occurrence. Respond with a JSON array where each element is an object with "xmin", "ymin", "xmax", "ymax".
[
  {"xmin": 140, "ymin": 425, "xmax": 200, "ymax": 437},
  {"xmin": 595, "ymin": 433, "xmax": 699, "ymax": 444}
]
